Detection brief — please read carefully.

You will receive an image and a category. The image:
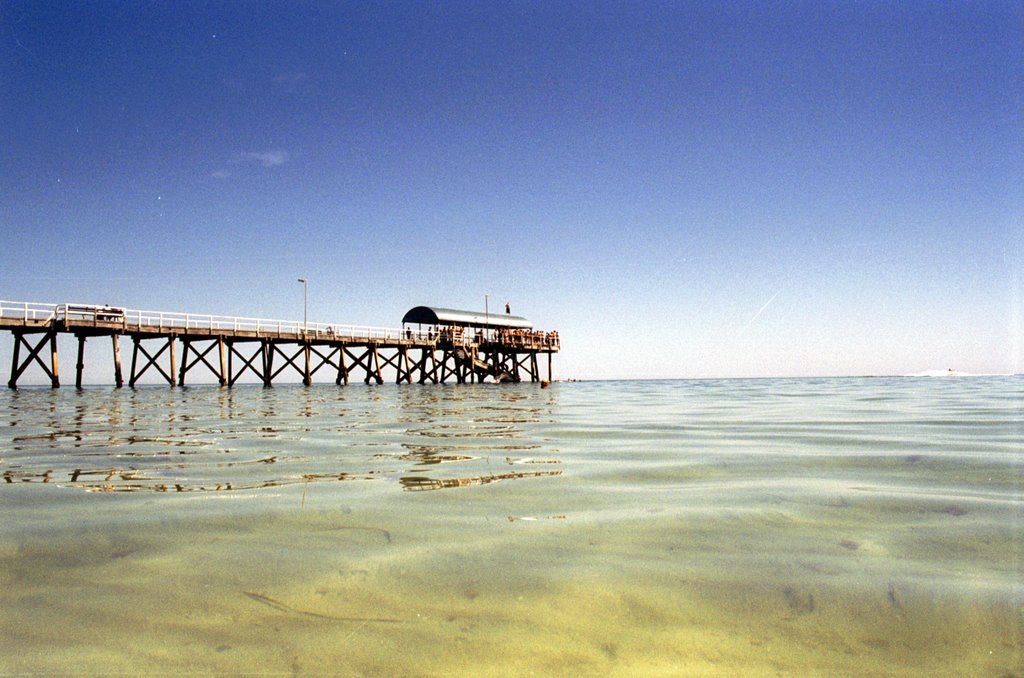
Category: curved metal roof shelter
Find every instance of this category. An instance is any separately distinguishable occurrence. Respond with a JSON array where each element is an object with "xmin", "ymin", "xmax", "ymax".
[{"xmin": 402, "ymin": 306, "xmax": 533, "ymax": 330}]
